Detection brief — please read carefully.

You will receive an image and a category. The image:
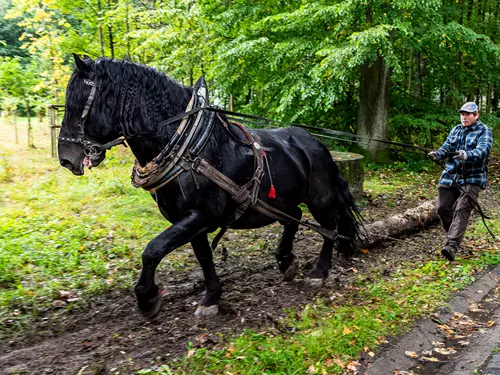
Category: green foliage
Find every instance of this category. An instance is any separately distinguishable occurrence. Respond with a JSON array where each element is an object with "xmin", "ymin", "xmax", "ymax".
[{"xmin": 0, "ymin": 0, "xmax": 27, "ymax": 59}]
